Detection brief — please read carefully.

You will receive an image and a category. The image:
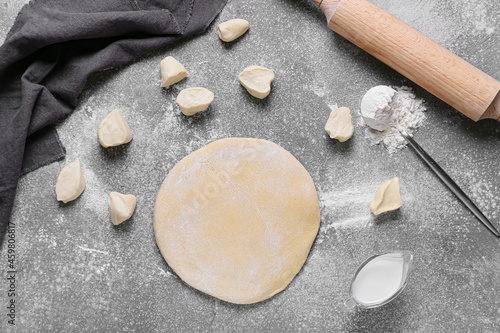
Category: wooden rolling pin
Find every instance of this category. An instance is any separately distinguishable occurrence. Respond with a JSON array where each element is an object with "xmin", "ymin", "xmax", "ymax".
[{"xmin": 312, "ymin": 0, "xmax": 500, "ymax": 121}]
